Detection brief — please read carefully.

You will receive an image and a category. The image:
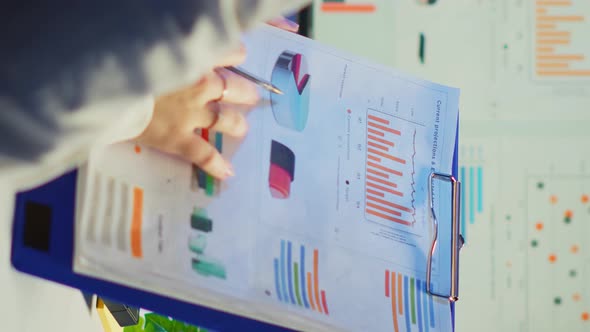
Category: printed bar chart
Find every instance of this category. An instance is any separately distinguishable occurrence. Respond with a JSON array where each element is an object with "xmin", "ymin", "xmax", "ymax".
[
  {"xmin": 458, "ymin": 144, "xmax": 487, "ymax": 243},
  {"xmin": 273, "ymin": 240, "xmax": 329, "ymax": 315},
  {"xmin": 385, "ymin": 269, "xmax": 436, "ymax": 332},
  {"xmin": 85, "ymin": 170, "xmax": 137, "ymax": 256},
  {"xmin": 533, "ymin": 0, "xmax": 590, "ymax": 79},
  {"xmin": 364, "ymin": 109, "xmax": 415, "ymax": 228},
  {"xmin": 459, "ymin": 165, "xmax": 485, "ymax": 242},
  {"xmin": 131, "ymin": 187, "xmax": 143, "ymax": 258}
]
